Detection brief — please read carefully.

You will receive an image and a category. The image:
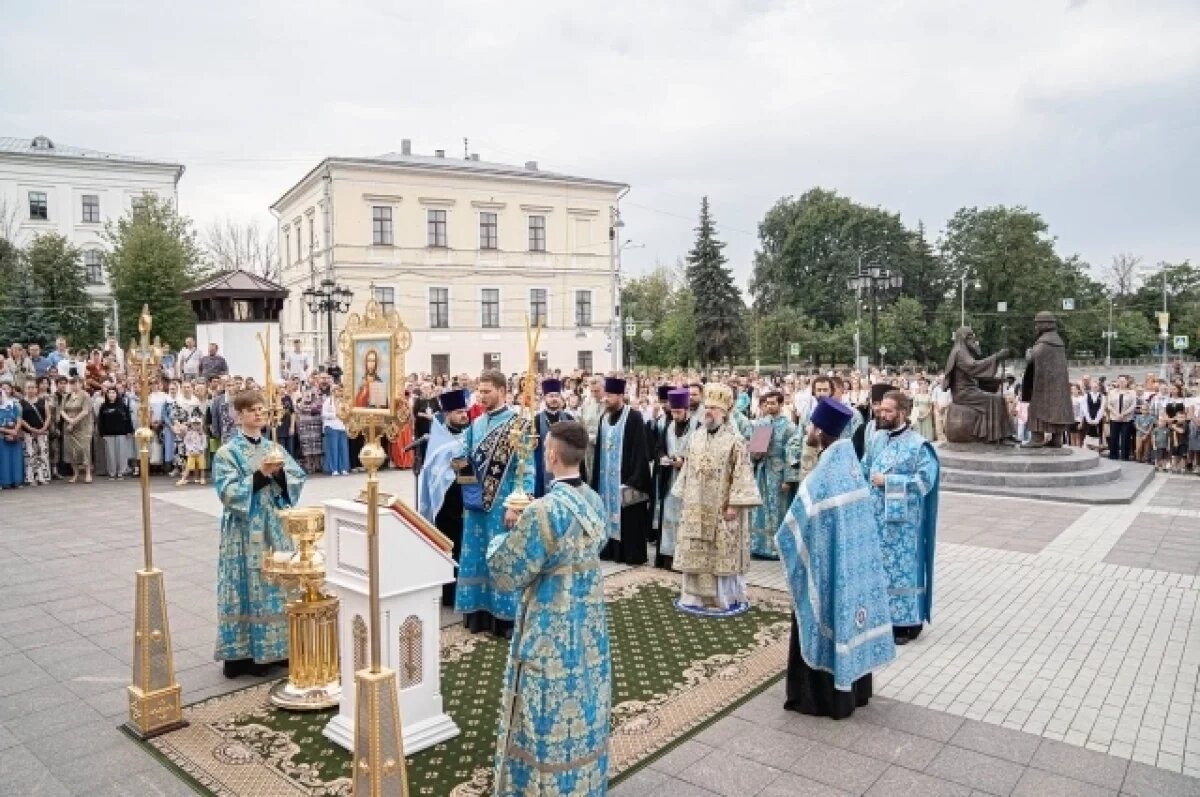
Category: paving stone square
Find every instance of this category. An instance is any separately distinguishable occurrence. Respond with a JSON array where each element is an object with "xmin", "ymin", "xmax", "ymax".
[{"xmin": 2, "ymin": 469, "xmax": 1200, "ymax": 795}]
